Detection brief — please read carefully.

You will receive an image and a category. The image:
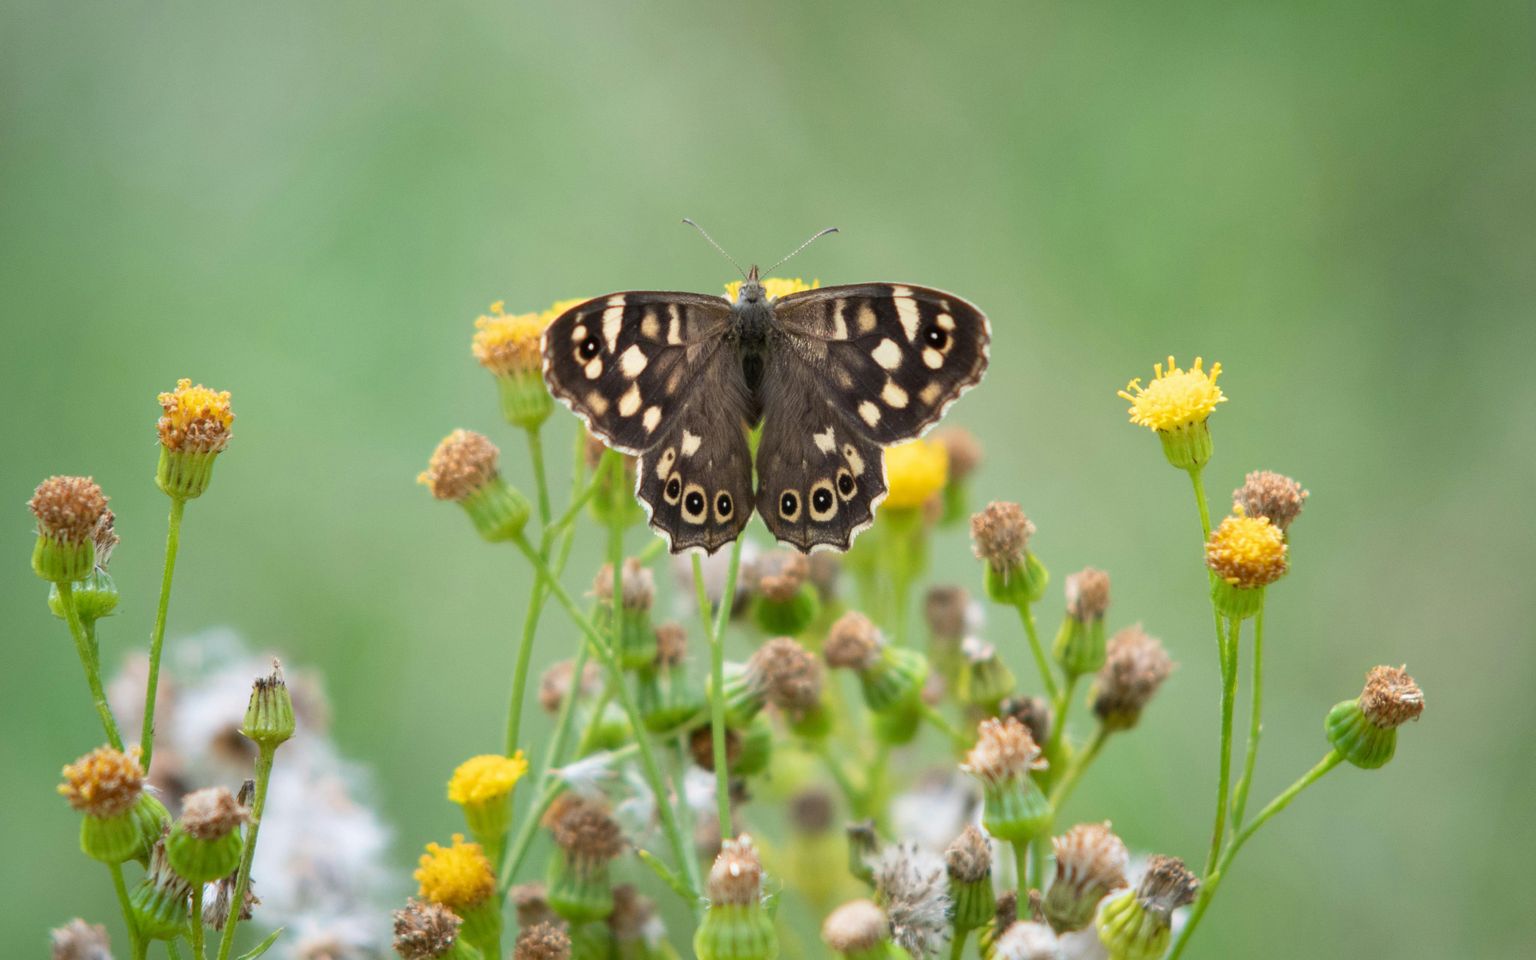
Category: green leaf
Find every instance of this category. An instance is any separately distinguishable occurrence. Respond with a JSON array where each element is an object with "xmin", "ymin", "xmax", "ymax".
[
  {"xmin": 635, "ymin": 848, "xmax": 699, "ymax": 906},
  {"xmin": 235, "ymin": 928, "xmax": 283, "ymax": 960}
]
